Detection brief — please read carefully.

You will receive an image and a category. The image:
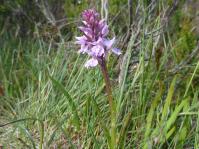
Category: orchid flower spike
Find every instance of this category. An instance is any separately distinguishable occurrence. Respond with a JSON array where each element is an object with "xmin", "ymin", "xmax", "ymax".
[{"xmin": 76, "ymin": 9, "xmax": 121, "ymax": 68}]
